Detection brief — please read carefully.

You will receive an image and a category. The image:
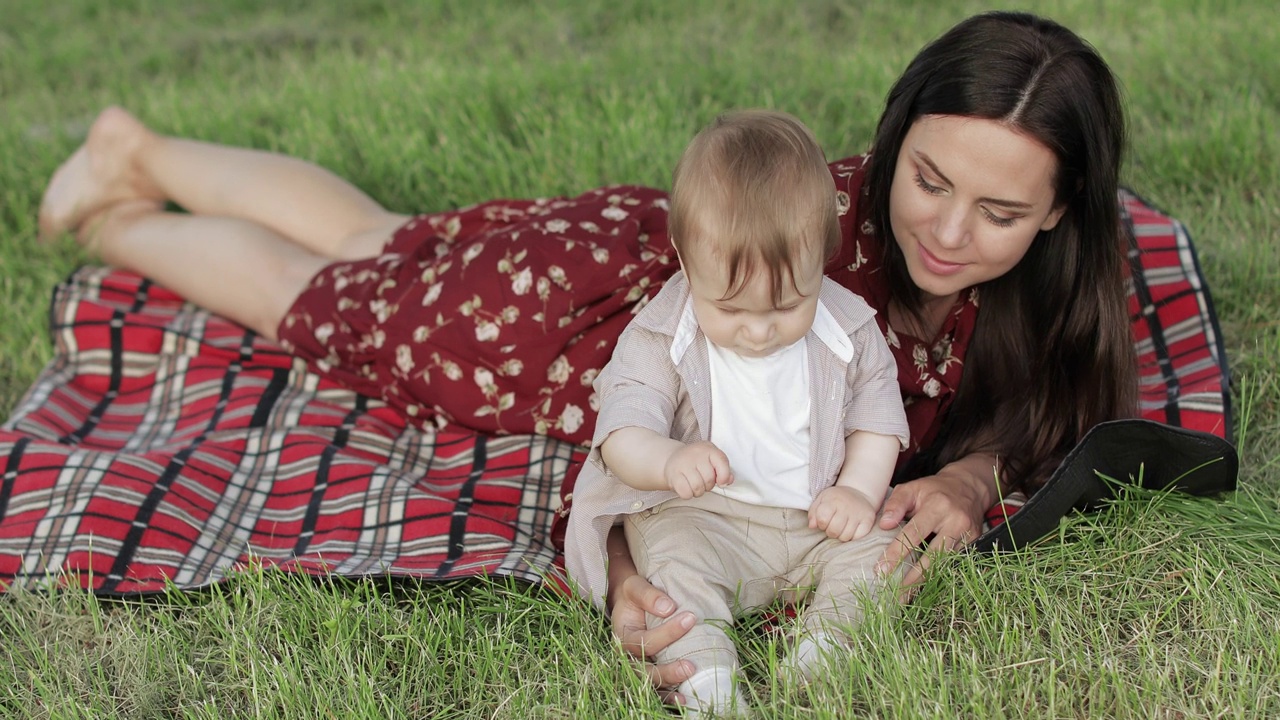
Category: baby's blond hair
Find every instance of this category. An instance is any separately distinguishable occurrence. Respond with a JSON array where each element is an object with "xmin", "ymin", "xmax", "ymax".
[{"xmin": 669, "ymin": 109, "xmax": 839, "ymax": 305}]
